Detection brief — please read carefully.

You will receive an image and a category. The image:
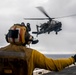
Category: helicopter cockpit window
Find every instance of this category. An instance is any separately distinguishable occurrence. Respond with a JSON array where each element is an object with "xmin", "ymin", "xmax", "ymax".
[{"xmin": 51, "ymin": 20, "xmax": 59, "ymax": 25}]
